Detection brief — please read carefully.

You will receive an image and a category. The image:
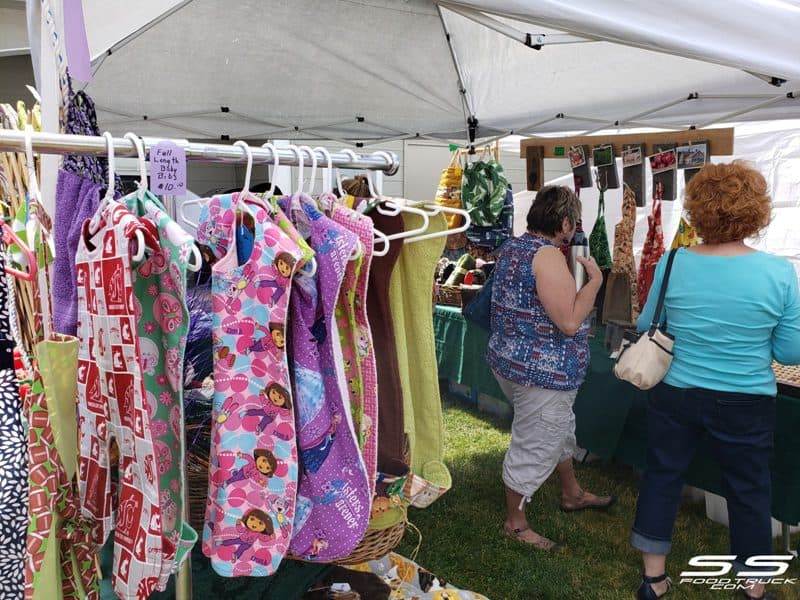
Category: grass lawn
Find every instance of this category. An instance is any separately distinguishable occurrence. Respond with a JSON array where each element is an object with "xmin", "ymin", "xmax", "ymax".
[{"xmin": 395, "ymin": 395, "xmax": 800, "ymax": 600}]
